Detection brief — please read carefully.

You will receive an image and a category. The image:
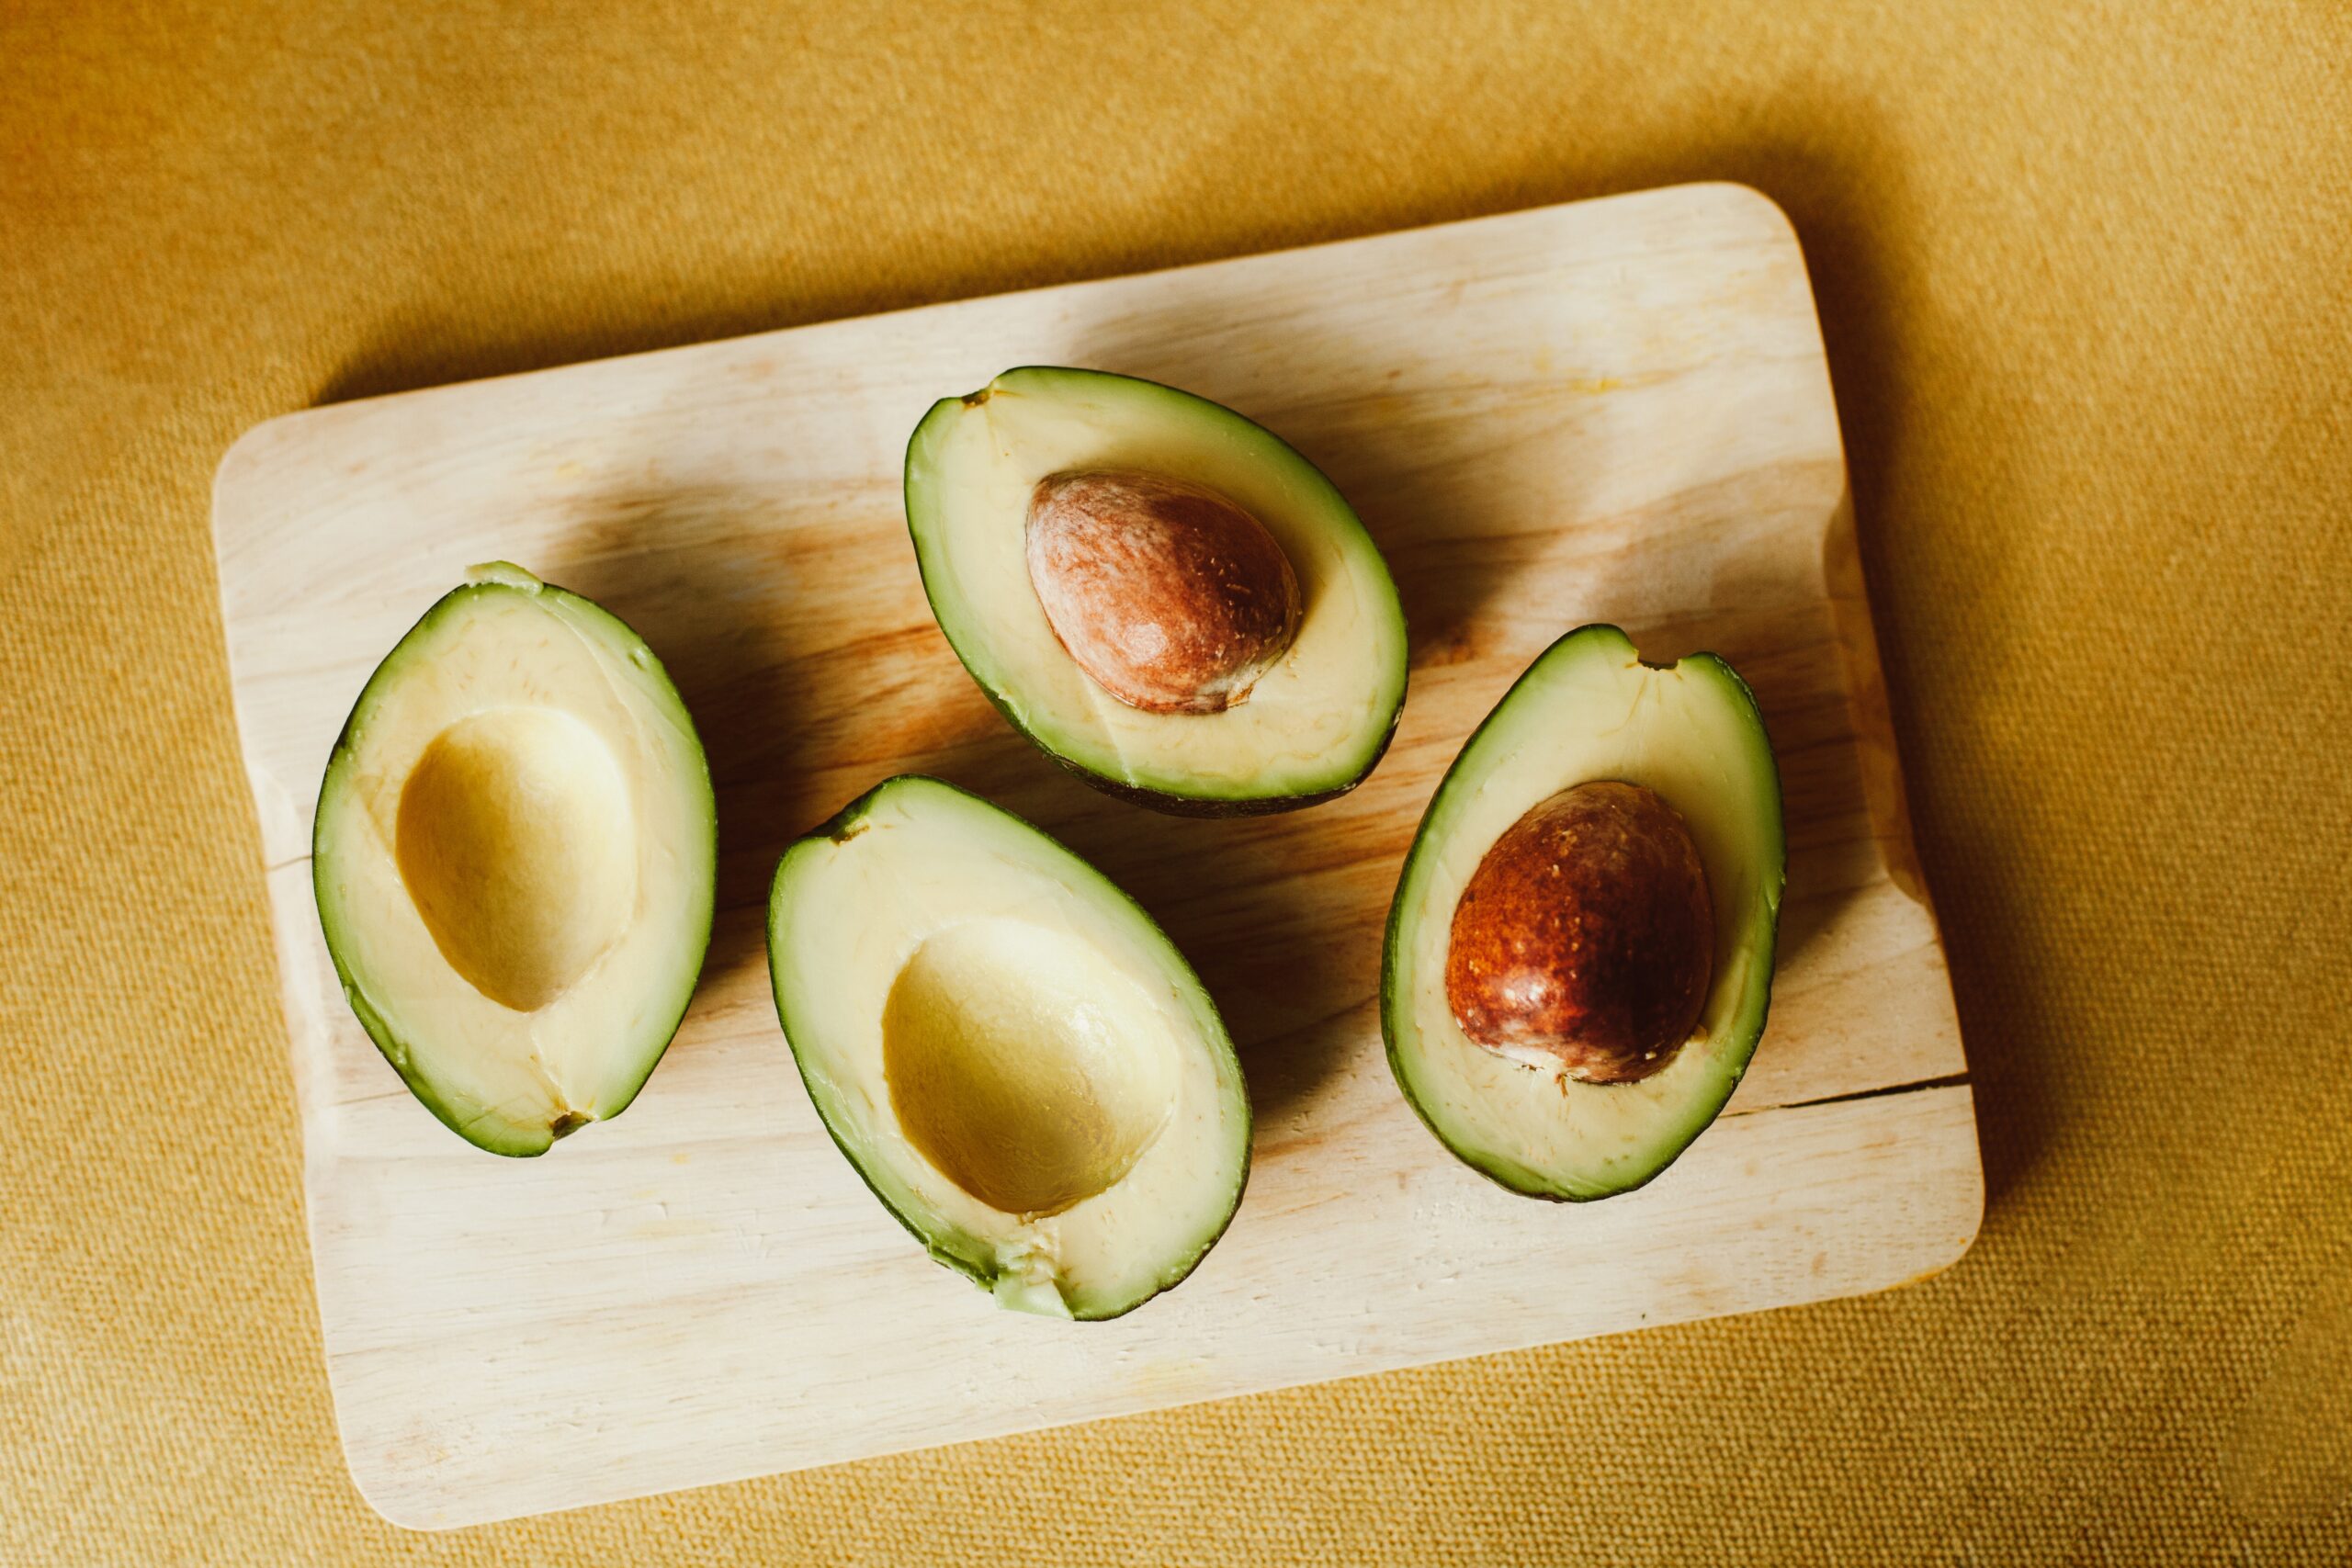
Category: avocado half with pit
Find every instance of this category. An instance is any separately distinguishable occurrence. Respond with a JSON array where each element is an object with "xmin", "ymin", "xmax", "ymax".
[
  {"xmin": 905, "ymin": 367, "xmax": 1408, "ymax": 814},
  {"xmin": 766, "ymin": 775, "xmax": 1250, "ymax": 1318},
  {"xmin": 312, "ymin": 563, "xmax": 717, "ymax": 1156},
  {"xmin": 1383, "ymin": 625, "xmax": 1784, "ymax": 1200}
]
